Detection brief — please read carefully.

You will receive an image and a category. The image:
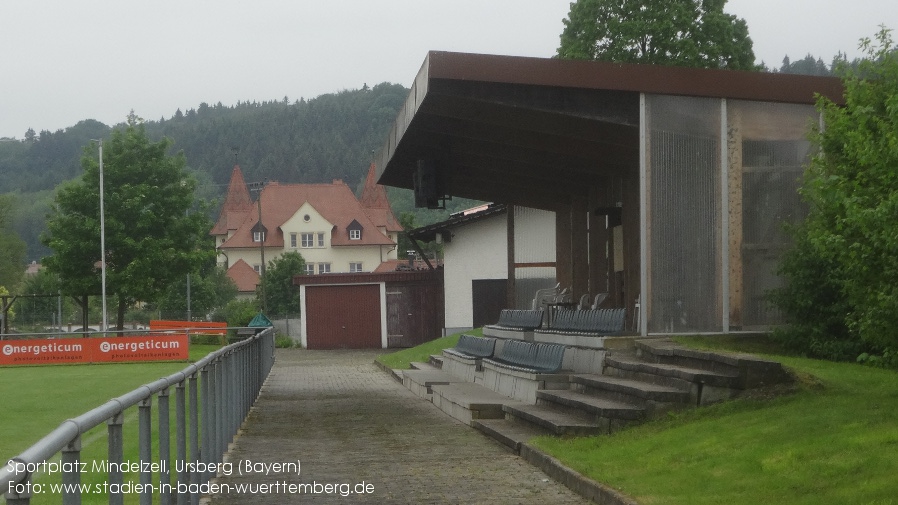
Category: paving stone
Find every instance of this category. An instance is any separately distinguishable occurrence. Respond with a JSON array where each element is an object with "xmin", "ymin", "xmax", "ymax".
[{"xmin": 208, "ymin": 349, "xmax": 589, "ymax": 504}]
